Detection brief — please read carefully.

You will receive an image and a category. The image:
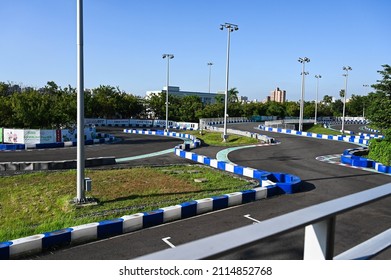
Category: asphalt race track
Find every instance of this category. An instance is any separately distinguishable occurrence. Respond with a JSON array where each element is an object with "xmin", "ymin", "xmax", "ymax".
[
  {"xmin": 7, "ymin": 123, "xmax": 391, "ymax": 260},
  {"xmin": 0, "ymin": 127, "xmax": 188, "ymax": 170}
]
